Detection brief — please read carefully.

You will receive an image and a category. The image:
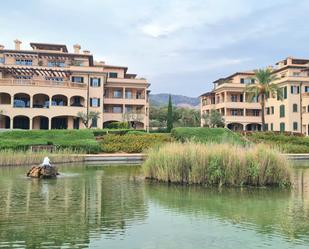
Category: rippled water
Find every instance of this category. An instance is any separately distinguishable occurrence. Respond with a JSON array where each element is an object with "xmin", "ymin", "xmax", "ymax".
[{"xmin": 0, "ymin": 164, "xmax": 308, "ymax": 248}]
